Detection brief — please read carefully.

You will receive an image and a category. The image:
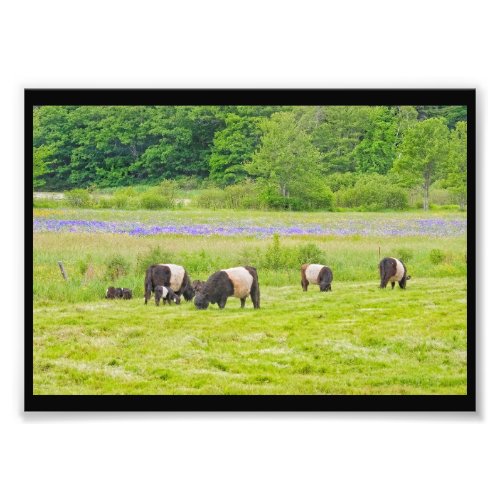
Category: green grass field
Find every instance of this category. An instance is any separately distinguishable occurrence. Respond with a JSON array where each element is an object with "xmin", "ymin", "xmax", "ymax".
[{"xmin": 33, "ymin": 208, "xmax": 467, "ymax": 395}]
